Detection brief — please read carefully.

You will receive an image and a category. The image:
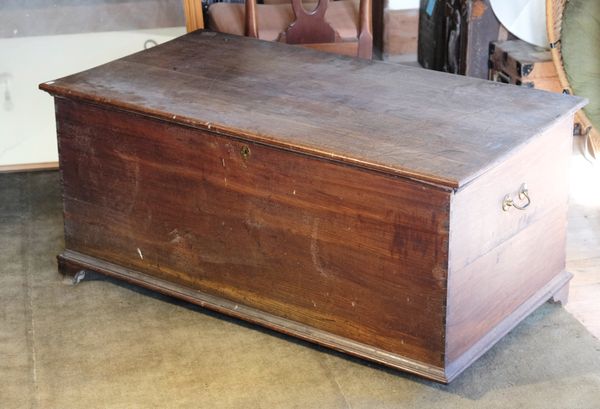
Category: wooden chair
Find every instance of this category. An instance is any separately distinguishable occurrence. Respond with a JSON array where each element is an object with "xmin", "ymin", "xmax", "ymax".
[{"xmin": 205, "ymin": 0, "xmax": 373, "ymax": 59}]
